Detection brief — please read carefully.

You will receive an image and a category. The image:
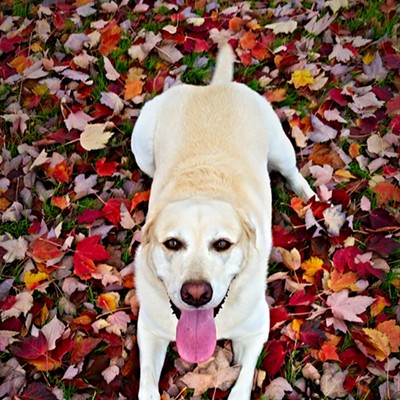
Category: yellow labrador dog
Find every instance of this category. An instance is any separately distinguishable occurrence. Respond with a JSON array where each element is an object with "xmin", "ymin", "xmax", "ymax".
[{"xmin": 131, "ymin": 45, "xmax": 315, "ymax": 399}]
